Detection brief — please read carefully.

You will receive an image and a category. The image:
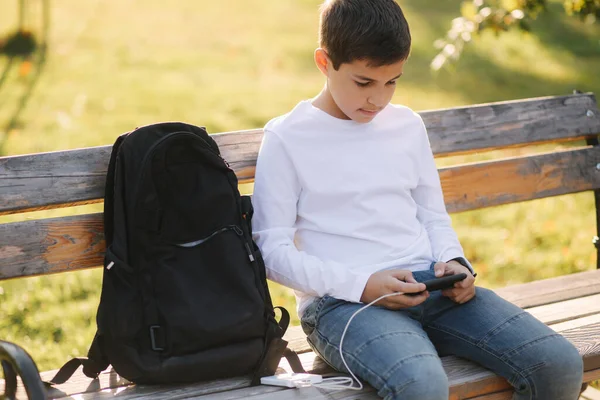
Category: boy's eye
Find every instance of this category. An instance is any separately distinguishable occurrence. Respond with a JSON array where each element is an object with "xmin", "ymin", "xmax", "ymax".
[
  {"xmin": 355, "ymin": 81, "xmax": 370, "ymax": 87},
  {"xmin": 387, "ymin": 80, "xmax": 397, "ymax": 86}
]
